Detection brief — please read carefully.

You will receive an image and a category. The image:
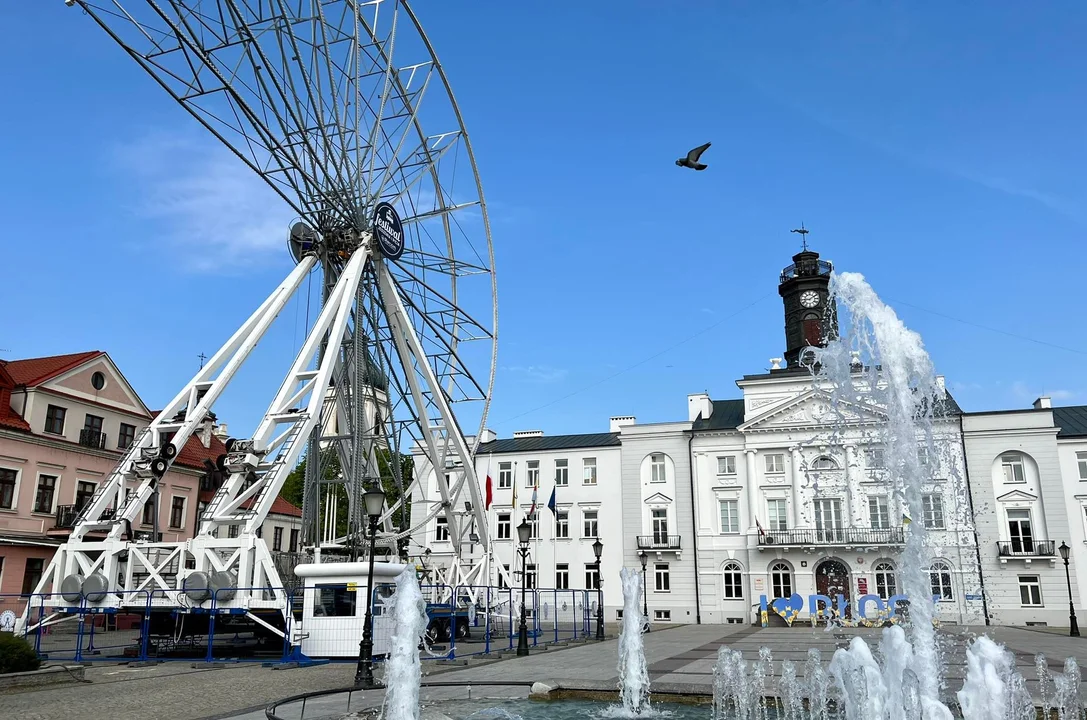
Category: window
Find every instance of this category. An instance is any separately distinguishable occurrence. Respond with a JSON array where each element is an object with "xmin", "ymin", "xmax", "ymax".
[
  {"xmin": 765, "ymin": 454, "xmax": 785, "ymax": 473},
  {"xmin": 869, "ymin": 496, "xmax": 890, "ymax": 530},
  {"xmin": 91, "ymin": 371, "xmax": 106, "ymax": 390},
  {"xmin": 723, "ymin": 562, "xmax": 743, "ymax": 599},
  {"xmin": 802, "ymin": 314, "xmax": 821, "ymax": 346},
  {"xmin": 652, "ymin": 509, "xmax": 668, "ymax": 543},
  {"xmin": 556, "ymin": 563, "xmax": 569, "ymax": 590},
  {"xmin": 585, "ymin": 565, "xmax": 600, "ymax": 590},
  {"xmin": 435, "ymin": 516, "xmax": 449, "ymax": 541},
  {"xmin": 719, "ymin": 499, "xmax": 739, "ymax": 534},
  {"xmin": 767, "ymin": 499, "xmax": 787, "ymax": 531},
  {"xmin": 314, "ymin": 585, "xmax": 356, "ymax": 617},
  {"xmin": 118, "ymin": 423, "xmax": 136, "ymax": 450},
  {"xmin": 555, "ymin": 459, "xmax": 569, "ymax": 486},
  {"xmin": 497, "ymin": 513, "xmax": 511, "ymax": 540},
  {"xmin": 1019, "ymin": 575, "xmax": 1042, "ymax": 606},
  {"xmin": 770, "ymin": 562, "xmax": 792, "ymax": 598},
  {"xmin": 1007, "ymin": 509, "xmax": 1034, "ymax": 553},
  {"xmin": 654, "ymin": 563, "xmax": 670, "ymax": 592},
  {"xmin": 528, "ymin": 513, "xmax": 538, "ymax": 539},
  {"xmin": 918, "ymin": 445, "xmax": 930, "ymax": 466},
  {"xmin": 21, "ymin": 558, "xmax": 44, "ymax": 595},
  {"xmin": 525, "ymin": 563, "xmax": 537, "ymax": 589},
  {"xmin": 874, "ymin": 562, "xmax": 897, "ymax": 599},
  {"xmin": 583, "ymin": 509, "xmax": 598, "ymax": 537},
  {"xmin": 930, "ymin": 561, "xmax": 954, "ymax": 601},
  {"xmin": 34, "ymin": 475, "xmax": 57, "ymax": 514},
  {"xmin": 1001, "ymin": 454, "xmax": 1026, "ymax": 484},
  {"xmin": 1078, "ymin": 452, "xmax": 1087, "ymax": 481},
  {"xmin": 922, "ymin": 494, "xmax": 945, "ymax": 529},
  {"xmin": 170, "ymin": 497, "xmax": 185, "ymax": 529},
  {"xmin": 717, "ymin": 456, "xmax": 736, "ymax": 475},
  {"xmin": 289, "ymin": 529, "xmax": 299, "ymax": 552},
  {"xmin": 228, "ymin": 524, "xmax": 239, "ymax": 538},
  {"xmin": 142, "ymin": 499, "xmax": 156, "ymax": 525},
  {"xmin": 654, "ymin": 610, "xmax": 671, "ymax": 622},
  {"xmin": 272, "ymin": 527, "xmax": 283, "ymax": 551},
  {"xmin": 526, "ymin": 460, "xmax": 539, "ymax": 487},
  {"xmin": 498, "ymin": 462, "xmax": 512, "ymax": 489},
  {"xmin": 555, "ymin": 510, "xmax": 569, "ymax": 538},
  {"xmin": 44, "ymin": 405, "xmax": 66, "ymax": 435},
  {"xmin": 865, "ymin": 448, "xmax": 885, "ymax": 469},
  {"xmin": 814, "ymin": 499, "xmax": 843, "ymax": 541},
  {"xmin": 650, "ymin": 454, "xmax": 666, "ymax": 483},
  {"xmin": 84, "ymin": 413, "xmax": 104, "ymax": 434},
  {"xmin": 583, "ymin": 458, "xmax": 597, "ymax": 485},
  {"xmin": 0, "ymin": 468, "xmax": 16, "ymax": 509},
  {"xmin": 812, "ymin": 456, "xmax": 837, "ymax": 470},
  {"xmin": 75, "ymin": 481, "xmax": 96, "ymax": 510}
]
